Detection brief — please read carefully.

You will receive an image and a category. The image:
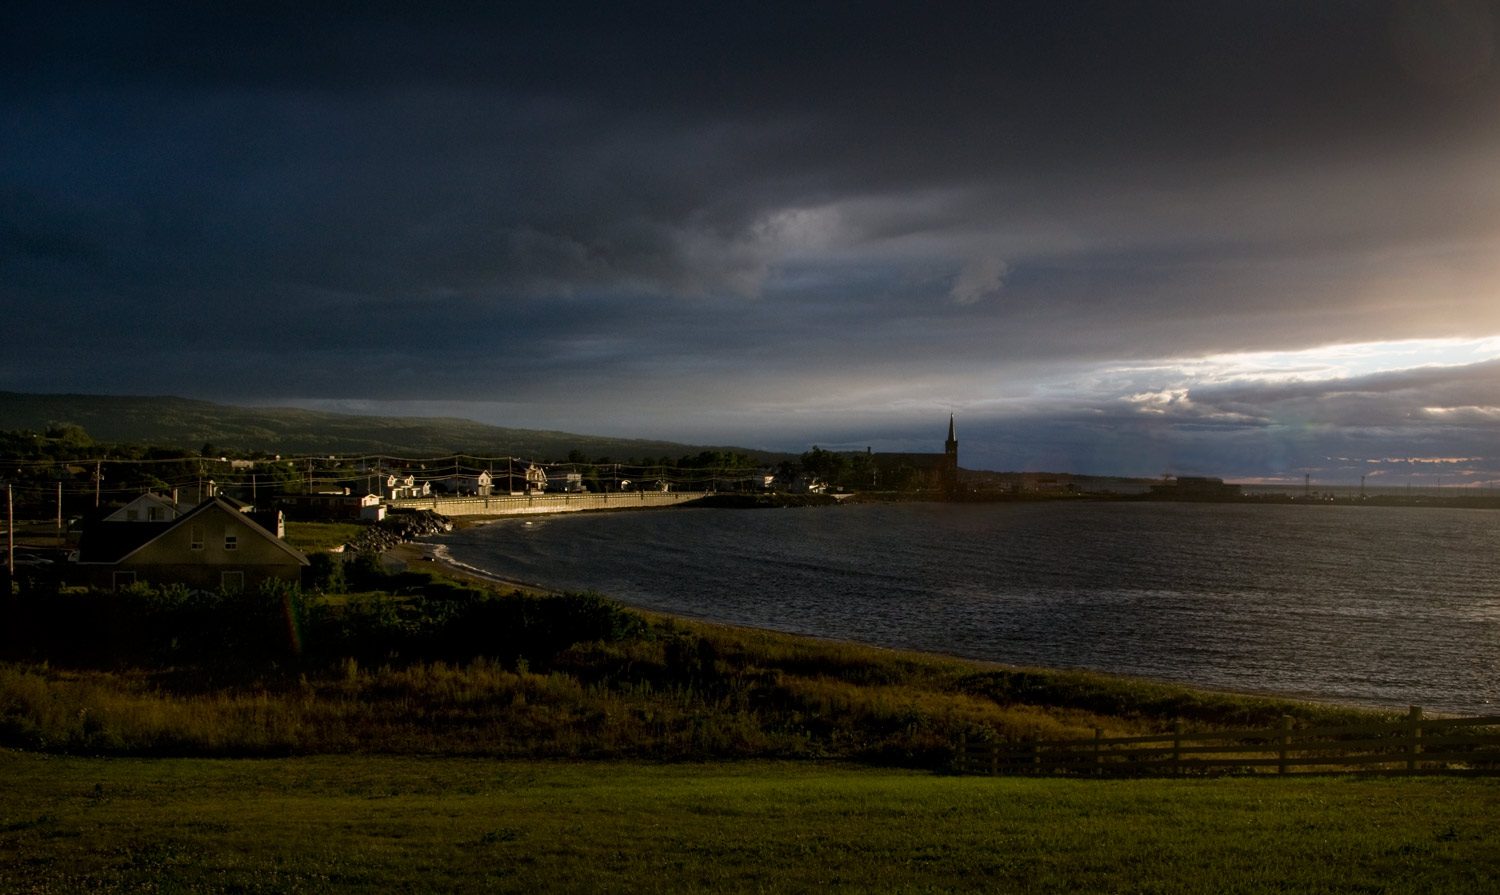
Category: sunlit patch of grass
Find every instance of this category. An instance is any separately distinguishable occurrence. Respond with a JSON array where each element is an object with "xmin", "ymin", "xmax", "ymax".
[{"xmin": 281, "ymin": 521, "xmax": 364, "ymax": 553}]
